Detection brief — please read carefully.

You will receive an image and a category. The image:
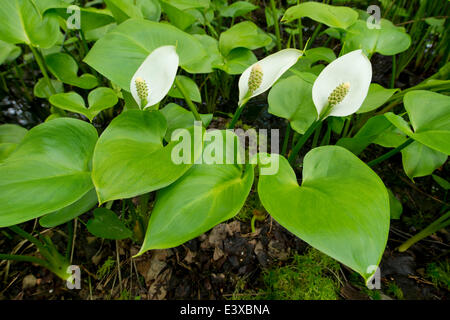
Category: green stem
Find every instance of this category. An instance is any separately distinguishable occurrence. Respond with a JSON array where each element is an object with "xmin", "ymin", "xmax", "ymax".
[
  {"xmin": 288, "ymin": 120, "xmax": 321, "ymax": 165},
  {"xmin": 298, "ymin": 18, "xmax": 303, "ymax": 49},
  {"xmin": 228, "ymin": 99, "xmax": 249, "ymax": 129},
  {"xmin": 251, "ymin": 216, "xmax": 257, "ymax": 233},
  {"xmin": 9, "ymin": 225, "xmax": 45, "ymax": 252},
  {"xmin": 307, "ymin": 23, "xmax": 322, "ymax": 49},
  {"xmin": 397, "ymin": 211, "xmax": 450, "ymax": 252},
  {"xmin": 0, "ymin": 253, "xmax": 50, "ymax": 267},
  {"xmin": 342, "ymin": 116, "xmax": 352, "ymax": 138},
  {"xmin": 367, "ymin": 138, "xmax": 414, "ymax": 167},
  {"xmin": 270, "ymin": 0, "xmax": 282, "ymax": 50},
  {"xmin": 13, "ymin": 61, "xmax": 32, "ymax": 101},
  {"xmin": 29, "ymin": 46, "xmax": 56, "ymax": 95},
  {"xmin": 320, "ymin": 122, "xmax": 332, "ymax": 146},
  {"xmin": 175, "ymin": 76, "xmax": 201, "ymax": 121},
  {"xmin": 311, "ymin": 121, "xmax": 323, "ymax": 148},
  {"xmin": 282, "ymin": 122, "xmax": 291, "ymax": 156},
  {"xmin": 65, "ymin": 220, "xmax": 74, "ymax": 261},
  {"xmin": 390, "ymin": 55, "xmax": 397, "ymax": 89}
]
